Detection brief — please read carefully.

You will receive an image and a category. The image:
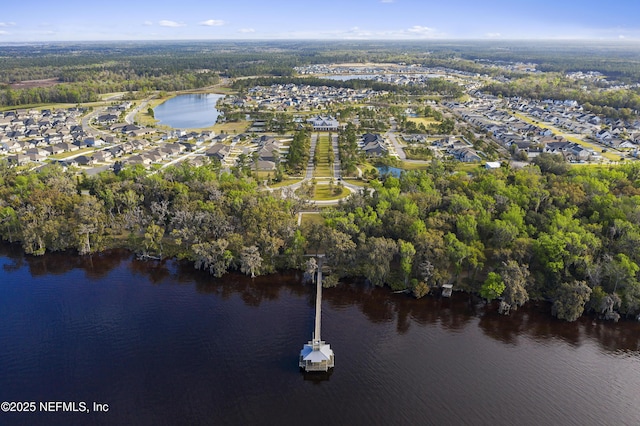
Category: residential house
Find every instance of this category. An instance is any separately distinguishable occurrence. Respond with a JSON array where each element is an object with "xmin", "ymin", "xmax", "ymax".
[
  {"xmin": 257, "ymin": 140, "xmax": 281, "ymax": 163},
  {"xmin": 544, "ymin": 141, "xmax": 573, "ymax": 154},
  {"xmin": 126, "ymin": 154, "xmax": 152, "ymax": 167},
  {"xmin": 161, "ymin": 143, "xmax": 185, "ymax": 156},
  {"xmin": 361, "ymin": 133, "xmax": 387, "ymax": 157},
  {"xmin": 93, "ymin": 150, "xmax": 113, "ymax": 162},
  {"xmin": 44, "ymin": 144, "xmax": 65, "ymax": 155},
  {"xmin": 595, "ymin": 129, "xmax": 612, "ymax": 142},
  {"xmin": 206, "ymin": 143, "xmax": 231, "ymax": 161},
  {"xmin": 85, "ymin": 137, "xmax": 105, "ymax": 147},
  {"xmin": 7, "ymin": 154, "xmax": 32, "ymax": 166},
  {"xmin": 74, "ymin": 155, "xmax": 95, "ymax": 166},
  {"xmin": 96, "ymin": 113, "xmax": 119, "ymax": 125},
  {"xmin": 26, "ymin": 147, "xmax": 50, "ymax": 158},
  {"xmin": 451, "ymin": 147, "xmax": 481, "ymax": 162}
]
